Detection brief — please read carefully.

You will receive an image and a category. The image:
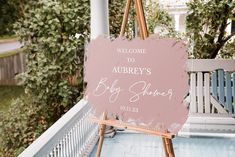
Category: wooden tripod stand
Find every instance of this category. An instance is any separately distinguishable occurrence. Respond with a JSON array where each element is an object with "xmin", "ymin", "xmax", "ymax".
[{"xmin": 94, "ymin": 0, "xmax": 176, "ymax": 157}]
